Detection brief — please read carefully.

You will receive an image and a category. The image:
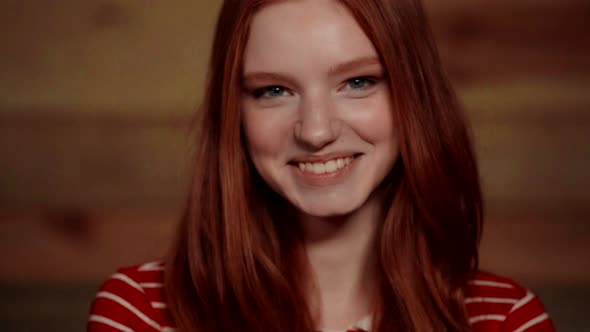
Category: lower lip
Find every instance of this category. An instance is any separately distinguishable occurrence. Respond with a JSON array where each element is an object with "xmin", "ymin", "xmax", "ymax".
[{"xmin": 291, "ymin": 156, "xmax": 361, "ymax": 186}]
